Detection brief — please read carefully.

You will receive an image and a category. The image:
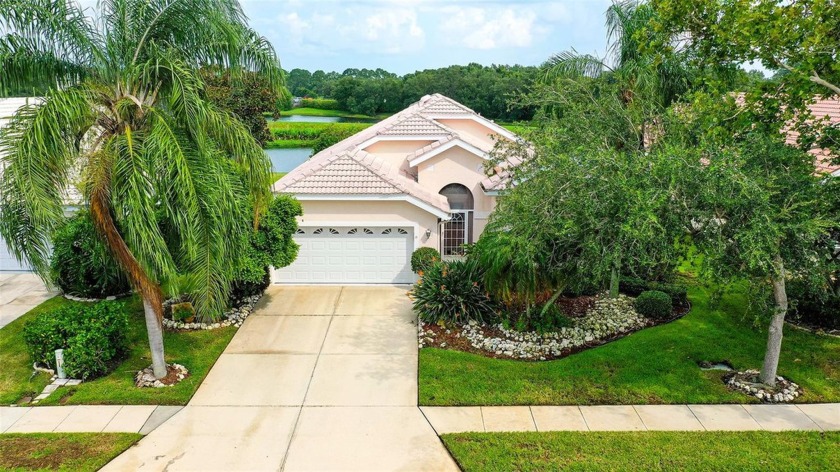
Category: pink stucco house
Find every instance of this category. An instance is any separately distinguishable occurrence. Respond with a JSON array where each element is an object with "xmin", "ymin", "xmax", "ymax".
[{"xmin": 272, "ymin": 94, "xmax": 517, "ymax": 284}]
